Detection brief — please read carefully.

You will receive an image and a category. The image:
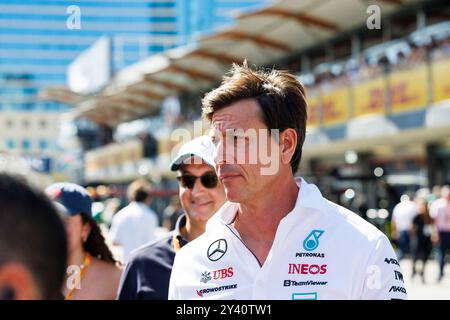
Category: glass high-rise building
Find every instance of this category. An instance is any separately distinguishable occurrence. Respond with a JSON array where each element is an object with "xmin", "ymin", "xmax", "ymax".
[{"xmin": 0, "ymin": 0, "xmax": 270, "ymax": 156}]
